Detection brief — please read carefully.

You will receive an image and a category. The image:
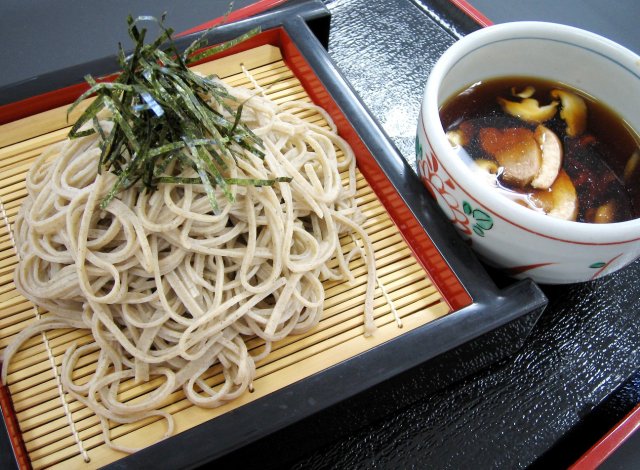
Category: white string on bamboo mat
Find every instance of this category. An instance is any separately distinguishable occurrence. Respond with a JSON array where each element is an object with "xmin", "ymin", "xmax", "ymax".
[{"xmin": 0, "ymin": 195, "xmax": 91, "ymax": 463}]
